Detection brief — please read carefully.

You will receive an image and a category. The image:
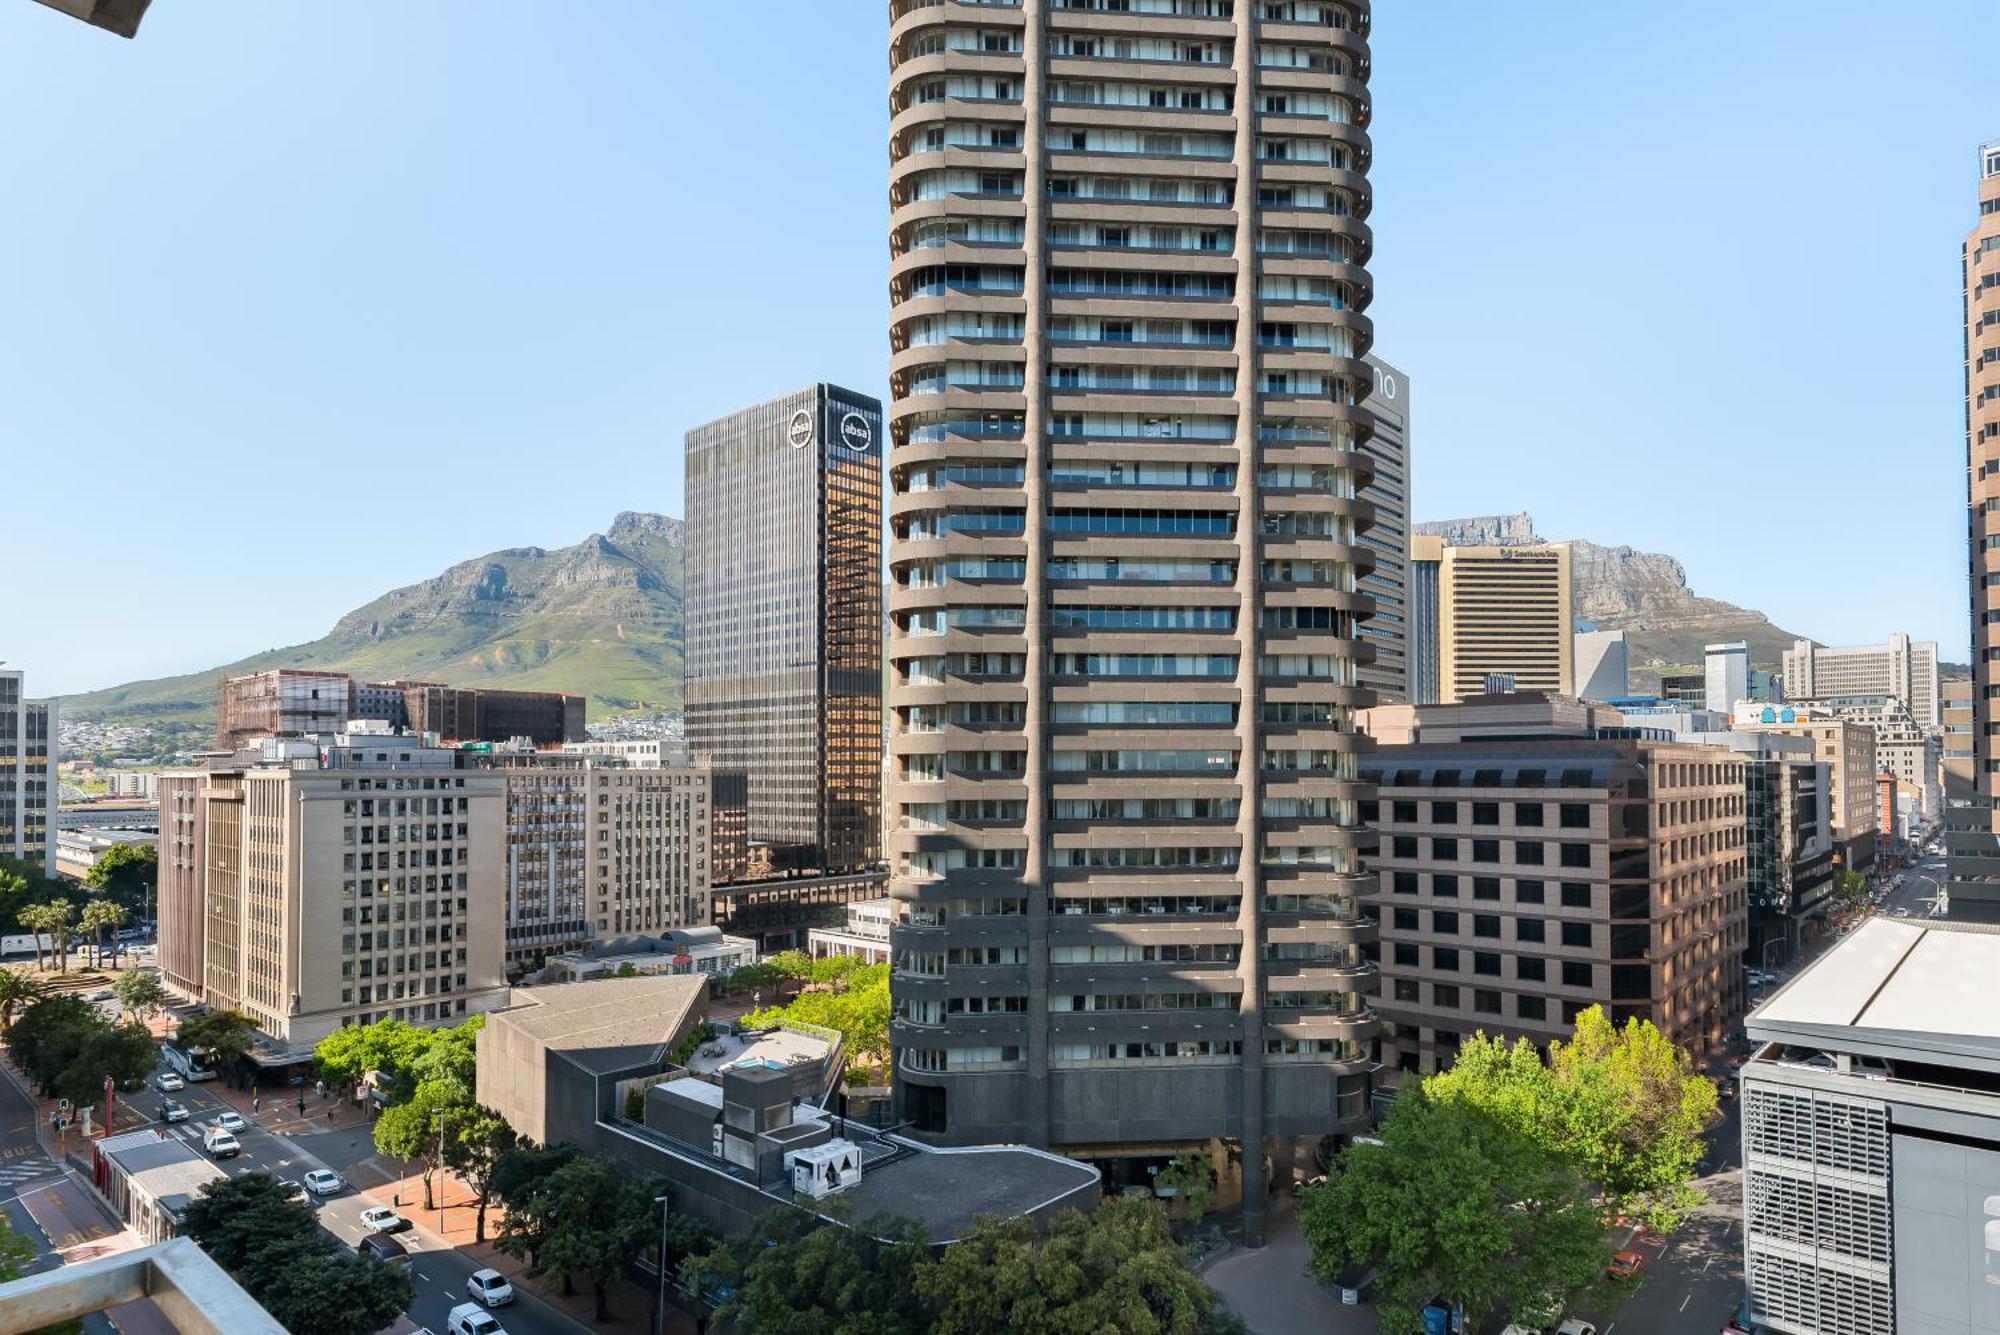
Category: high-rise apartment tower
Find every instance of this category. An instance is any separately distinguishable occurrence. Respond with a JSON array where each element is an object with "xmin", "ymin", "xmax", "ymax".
[
  {"xmin": 684, "ymin": 384, "xmax": 885, "ymax": 875},
  {"xmin": 1954, "ymin": 142, "xmax": 2000, "ymax": 905},
  {"xmin": 885, "ymin": 0, "xmax": 1380, "ymax": 1244}
]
